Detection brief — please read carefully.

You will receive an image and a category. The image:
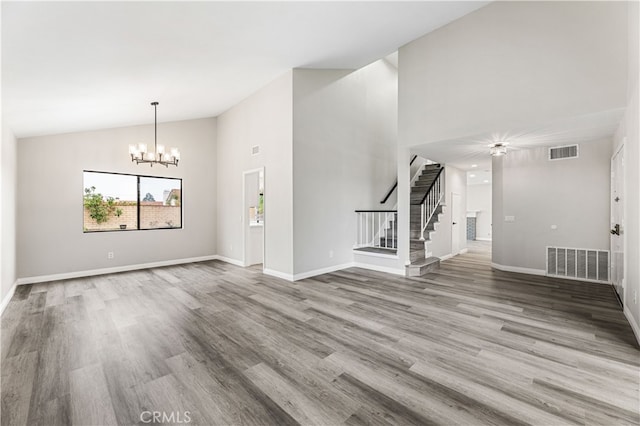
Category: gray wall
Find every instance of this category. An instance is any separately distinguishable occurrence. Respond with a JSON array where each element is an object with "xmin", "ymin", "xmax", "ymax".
[
  {"xmin": 398, "ymin": 1, "xmax": 627, "ymax": 147},
  {"xmin": 291, "ymin": 60, "xmax": 397, "ymax": 276},
  {"xmin": 17, "ymin": 118, "xmax": 217, "ymax": 279},
  {"xmin": 1, "ymin": 124, "xmax": 17, "ymax": 302},
  {"xmin": 216, "ymin": 71, "xmax": 293, "ymax": 276},
  {"xmin": 492, "ymin": 141, "xmax": 611, "ymax": 272},
  {"xmin": 427, "ymin": 165, "xmax": 467, "ymax": 258}
]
